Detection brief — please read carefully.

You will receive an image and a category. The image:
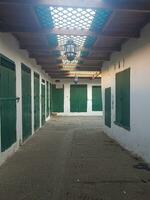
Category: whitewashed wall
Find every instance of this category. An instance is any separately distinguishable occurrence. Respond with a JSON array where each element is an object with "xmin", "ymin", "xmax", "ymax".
[
  {"xmin": 52, "ymin": 78, "xmax": 102, "ymax": 116},
  {"xmin": 102, "ymin": 23, "xmax": 150, "ymax": 163},
  {"xmin": 0, "ymin": 33, "xmax": 51, "ymax": 165}
]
